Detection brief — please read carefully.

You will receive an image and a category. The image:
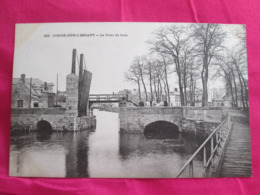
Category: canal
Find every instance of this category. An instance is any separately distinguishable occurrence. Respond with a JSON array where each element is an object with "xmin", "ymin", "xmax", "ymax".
[{"xmin": 9, "ymin": 110, "xmax": 206, "ymax": 178}]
